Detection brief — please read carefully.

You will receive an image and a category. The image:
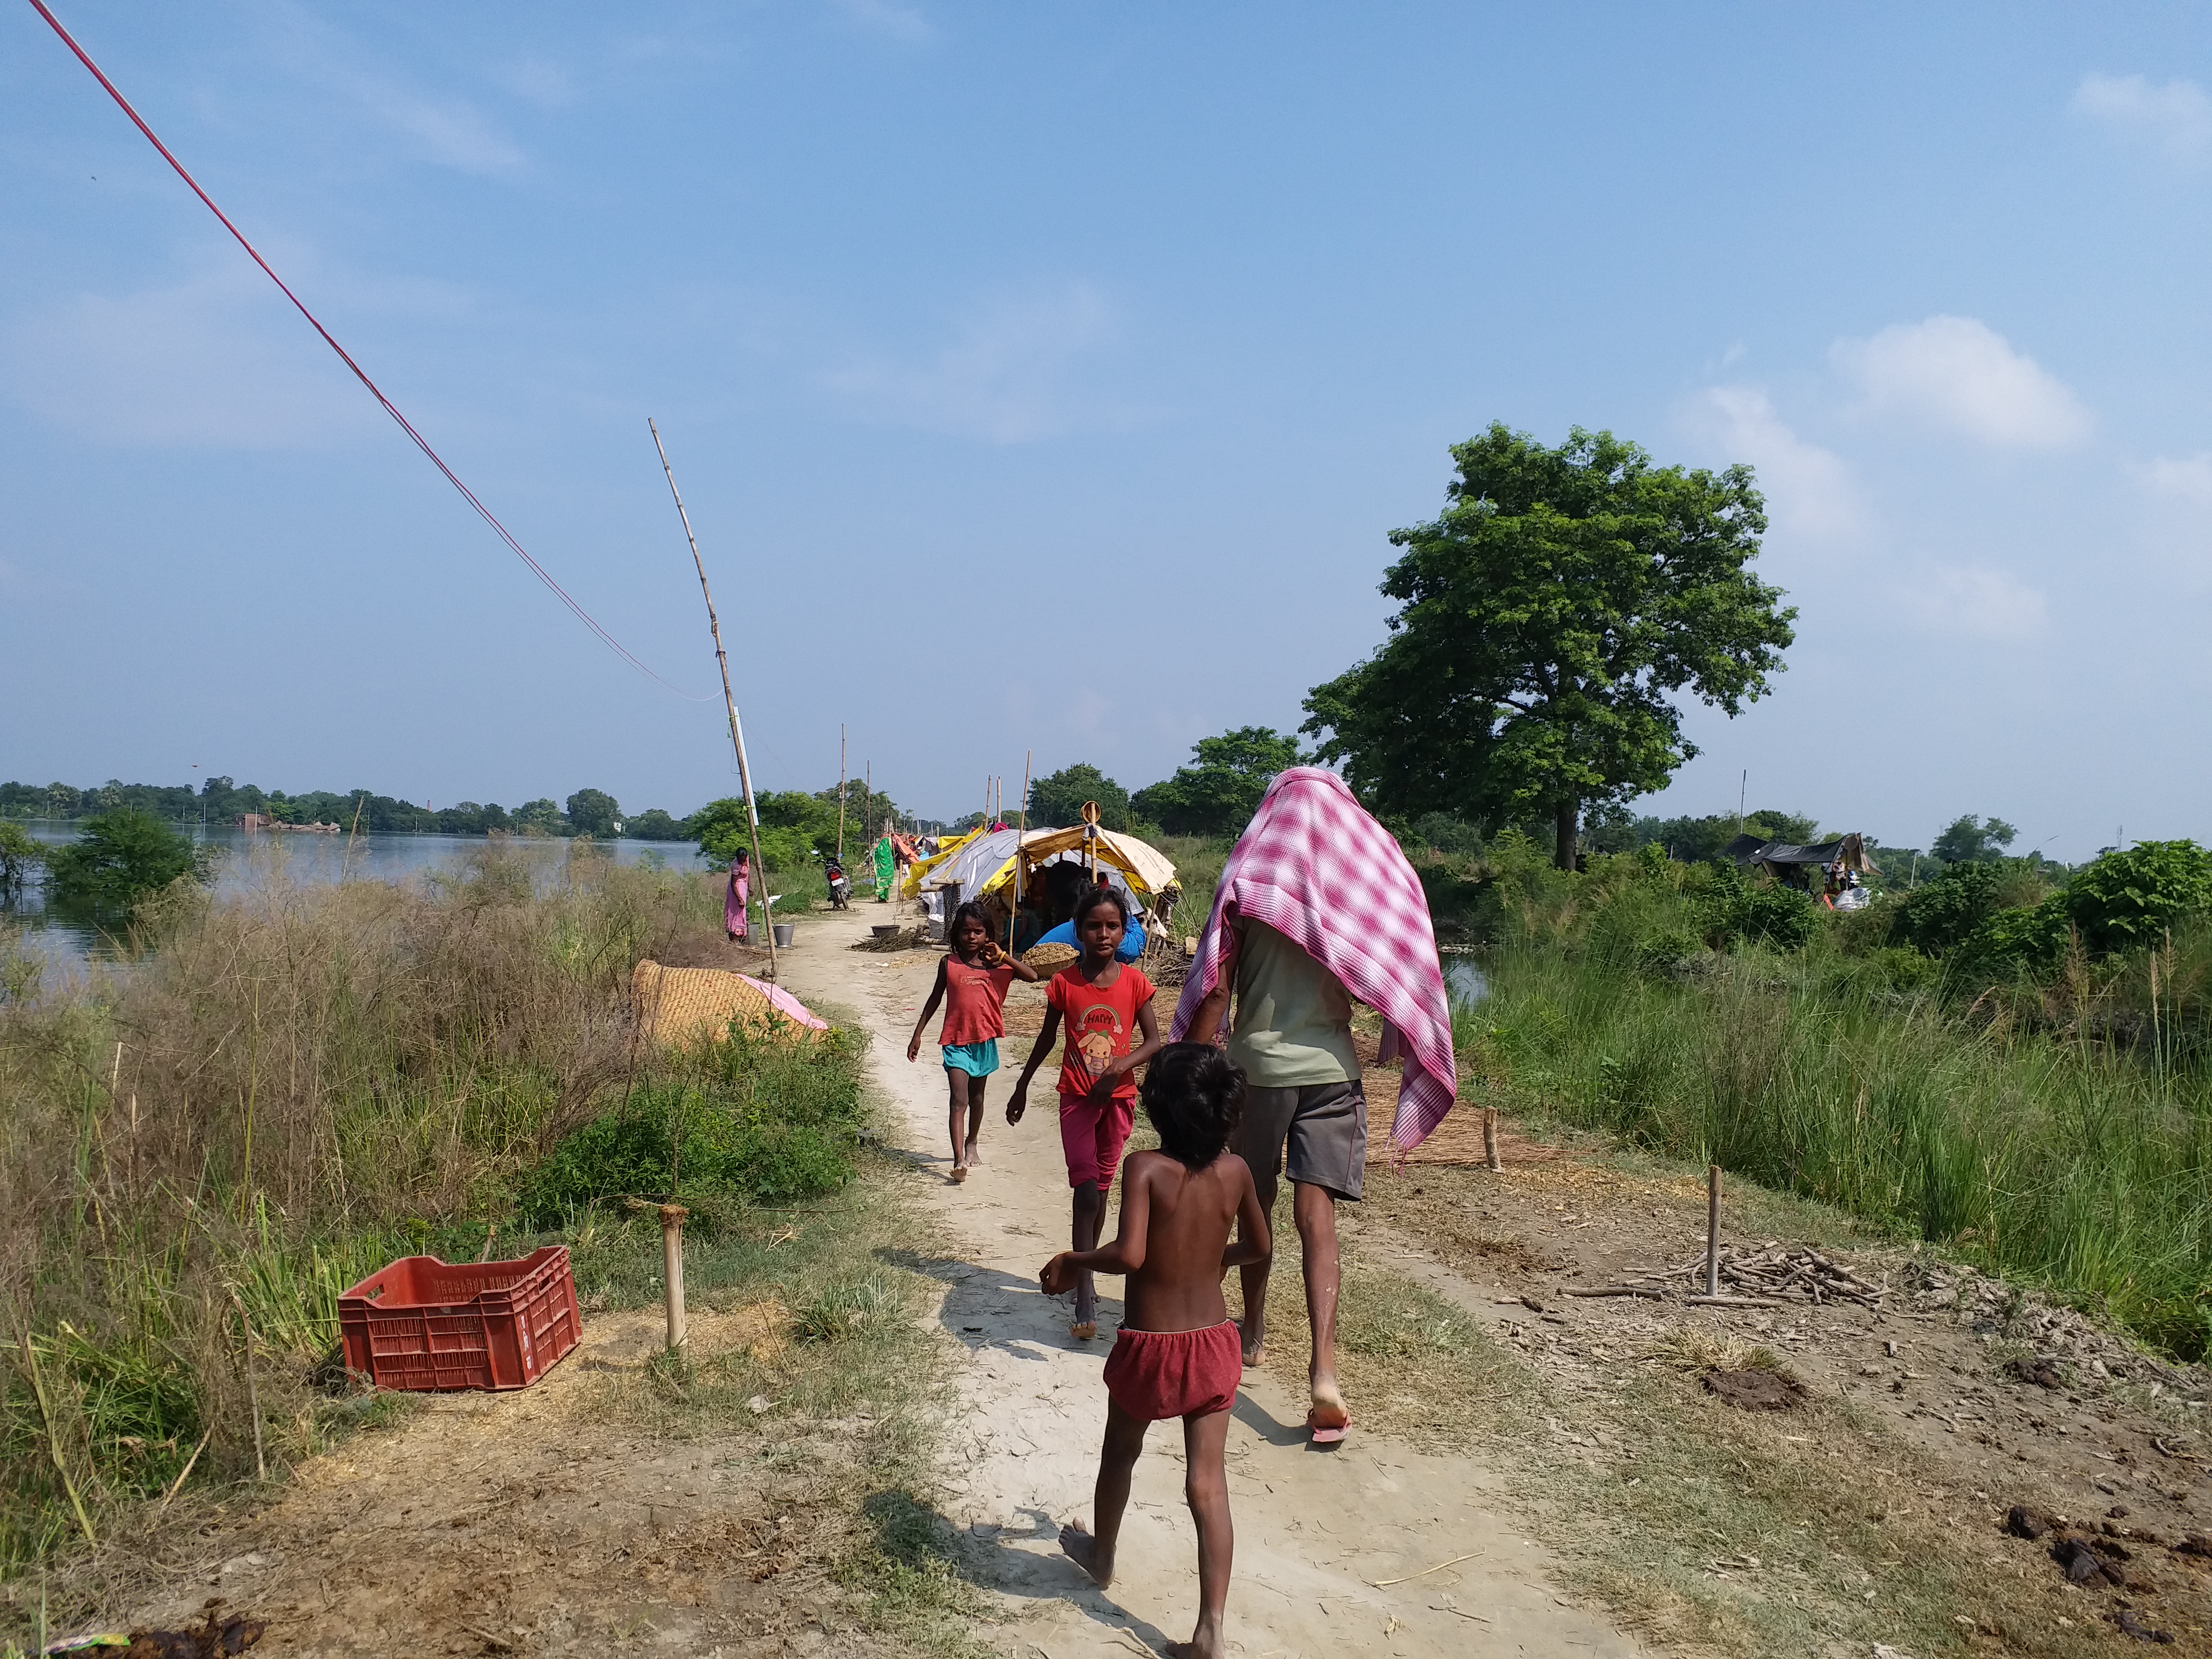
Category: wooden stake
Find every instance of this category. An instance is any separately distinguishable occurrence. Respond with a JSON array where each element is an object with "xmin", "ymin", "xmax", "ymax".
[
  {"xmin": 649, "ymin": 419, "xmax": 776, "ymax": 980},
  {"xmin": 836, "ymin": 725, "xmax": 847, "ymax": 865},
  {"xmin": 1009, "ymin": 750, "xmax": 1031, "ymax": 950},
  {"xmin": 1706, "ymin": 1165, "xmax": 1722, "ymax": 1297},
  {"xmin": 1483, "ymin": 1106, "xmax": 1501, "ymax": 1172},
  {"xmin": 659, "ymin": 1204, "xmax": 689, "ymax": 1352},
  {"xmin": 228, "ymin": 1287, "xmax": 266, "ymax": 1481}
]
